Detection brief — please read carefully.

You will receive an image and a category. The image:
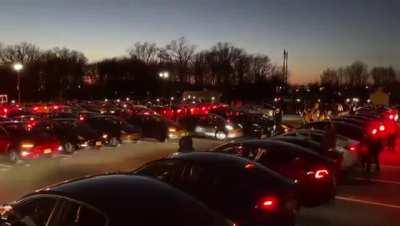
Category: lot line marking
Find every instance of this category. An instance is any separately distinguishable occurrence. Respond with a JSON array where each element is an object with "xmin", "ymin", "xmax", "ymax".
[
  {"xmin": 354, "ymin": 177, "xmax": 400, "ymax": 186},
  {"xmin": 336, "ymin": 196, "xmax": 400, "ymax": 209},
  {"xmin": 0, "ymin": 163, "xmax": 12, "ymax": 168}
]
